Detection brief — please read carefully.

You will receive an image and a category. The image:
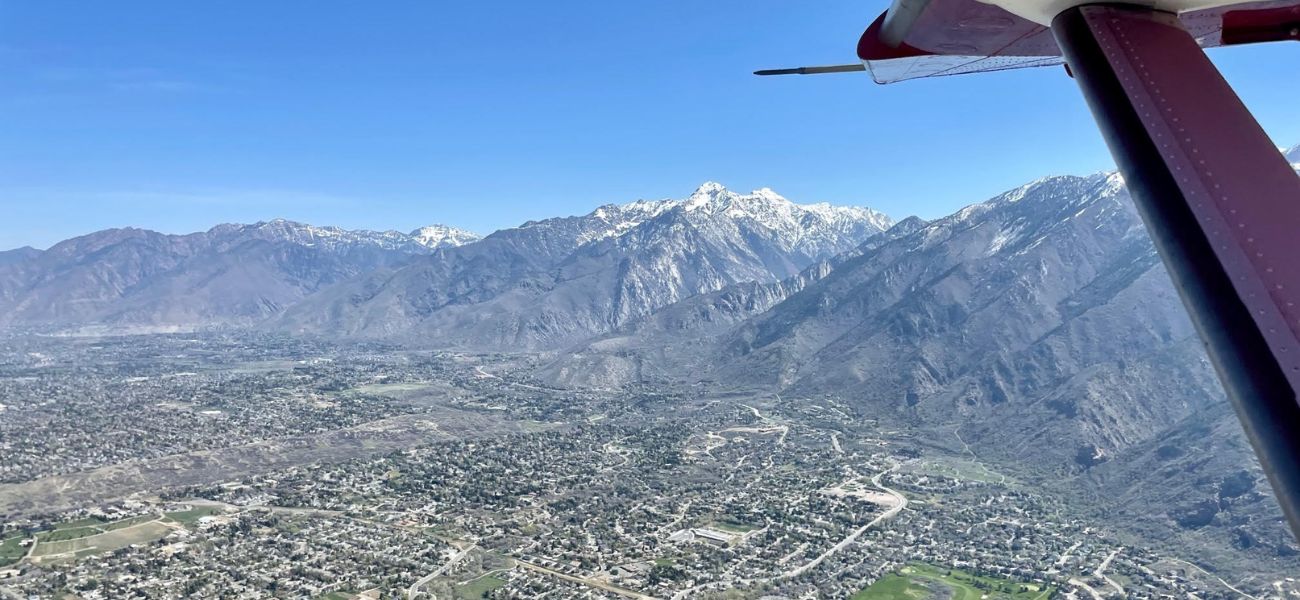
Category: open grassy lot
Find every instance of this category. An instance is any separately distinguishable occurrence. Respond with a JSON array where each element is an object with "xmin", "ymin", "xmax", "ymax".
[
  {"xmin": 909, "ymin": 458, "xmax": 1013, "ymax": 485},
  {"xmin": 224, "ymin": 360, "xmax": 302, "ymax": 373},
  {"xmin": 53, "ymin": 517, "xmax": 107, "ymax": 529},
  {"xmin": 104, "ymin": 514, "xmax": 160, "ymax": 531},
  {"xmin": 35, "ymin": 516, "xmax": 106, "ymax": 542},
  {"xmin": 852, "ymin": 573, "xmax": 931, "ymax": 599},
  {"xmin": 31, "ymin": 521, "xmax": 174, "ymax": 563},
  {"xmin": 0, "ymin": 535, "xmax": 28, "ymax": 567},
  {"xmin": 455, "ymin": 574, "xmax": 507, "ymax": 599},
  {"xmin": 352, "ymin": 382, "xmax": 435, "ymax": 396},
  {"xmin": 711, "ymin": 518, "xmax": 759, "ymax": 534},
  {"xmin": 854, "ymin": 564, "xmax": 1054, "ymax": 600},
  {"xmin": 37, "ymin": 525, "xmax": 102, "ymax": 542},
  {"xmin": 36, "ymin": 513, "xmax": 161, "ymax": 543}
]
